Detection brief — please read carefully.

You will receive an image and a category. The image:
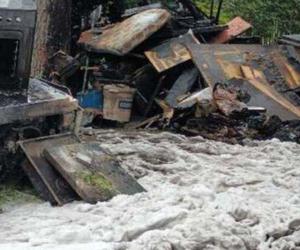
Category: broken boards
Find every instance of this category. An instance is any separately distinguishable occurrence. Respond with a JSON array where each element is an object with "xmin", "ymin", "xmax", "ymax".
[
  {"xmin": 44, "ymin": 142, "xmax": 145, "ymax": 204},
  {"xmin": 210, "ymin": 16, "xmax": 252, "ymax": 44},
  {"xmin": 145, "ymin": 32, "xmax": 200, "ymax": 72},
  {"xmin": 19, "ymin": 133, "xmax": 80, "ymax": 206},
  {"xmin": 187, "ymin": 43, "xmax": 300, "ymax": 120},
  {"xmin": 78, "ymin": 9, "xmax": 170, "ymax": 56}
]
